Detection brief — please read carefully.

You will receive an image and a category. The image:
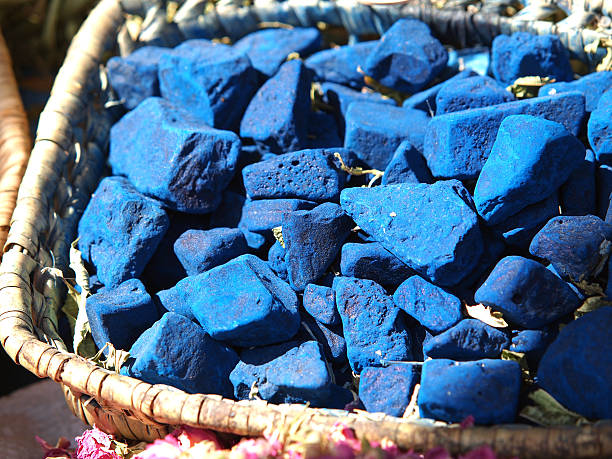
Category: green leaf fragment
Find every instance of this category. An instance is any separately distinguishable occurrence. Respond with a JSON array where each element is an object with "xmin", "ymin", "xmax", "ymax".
[{"xmin": 519, "ymin": 389, "xmax": 590, "ymax": 426}]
